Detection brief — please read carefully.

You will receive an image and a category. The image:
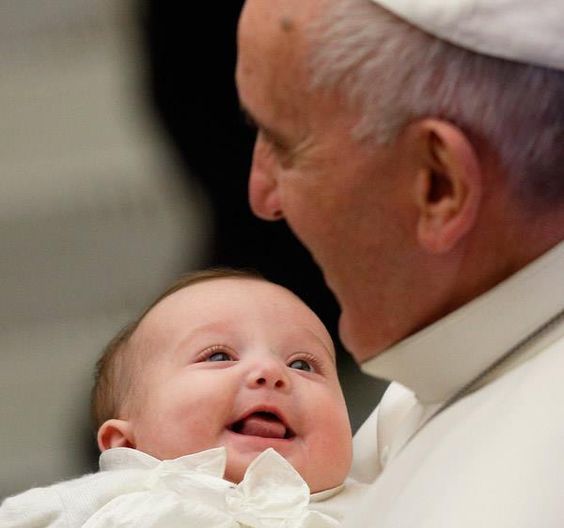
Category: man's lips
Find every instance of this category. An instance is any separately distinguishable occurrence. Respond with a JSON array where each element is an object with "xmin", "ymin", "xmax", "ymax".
[{"xmin": 229, "ymin": 410, "xmax": 295, "ymax": 440}]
